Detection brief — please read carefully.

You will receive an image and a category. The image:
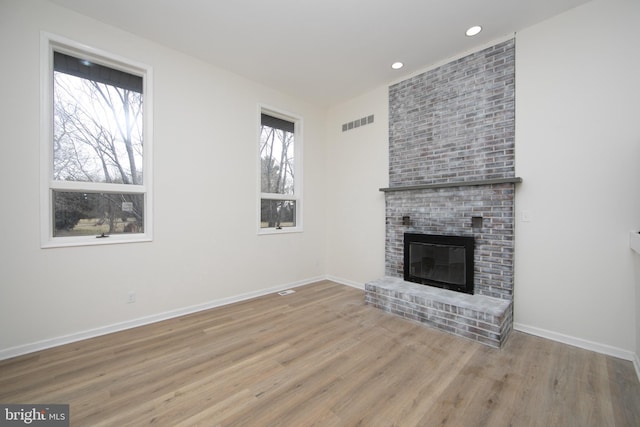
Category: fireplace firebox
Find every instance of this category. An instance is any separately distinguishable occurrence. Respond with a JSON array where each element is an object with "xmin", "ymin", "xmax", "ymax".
[{"xmin": 404, "ymin": 233, "xmax": 475, "ymax": 294}]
